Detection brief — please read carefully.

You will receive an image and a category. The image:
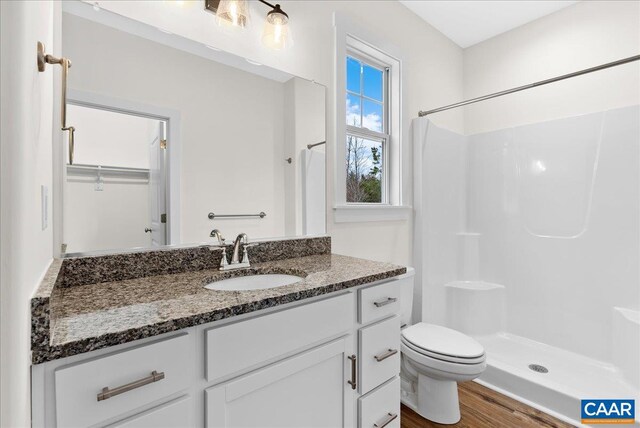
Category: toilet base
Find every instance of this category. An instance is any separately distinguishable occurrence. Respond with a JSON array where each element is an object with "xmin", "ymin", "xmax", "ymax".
[{"xmin": 415, "ymin": 373, "xmax": 461, "ymax": 424}]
